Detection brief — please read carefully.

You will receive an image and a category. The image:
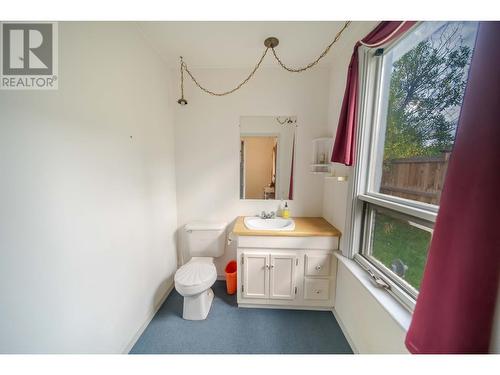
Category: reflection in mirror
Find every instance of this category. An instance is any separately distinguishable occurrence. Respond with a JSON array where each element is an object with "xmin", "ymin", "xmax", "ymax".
[{"xmin": 239, "ymin": 116, "xmax": 296, "ymax": 200}]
